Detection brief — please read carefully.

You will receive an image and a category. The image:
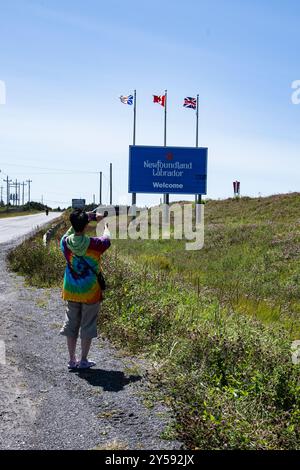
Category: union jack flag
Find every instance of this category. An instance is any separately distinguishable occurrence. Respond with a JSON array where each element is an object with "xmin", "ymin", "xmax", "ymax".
[
  {"xmin": 119, "ymin": 94, "xmax": 133, "ymax": 105},
  {"xmin": 183, "ymin": 97, "xmax": 197, "ymax": 109}
]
